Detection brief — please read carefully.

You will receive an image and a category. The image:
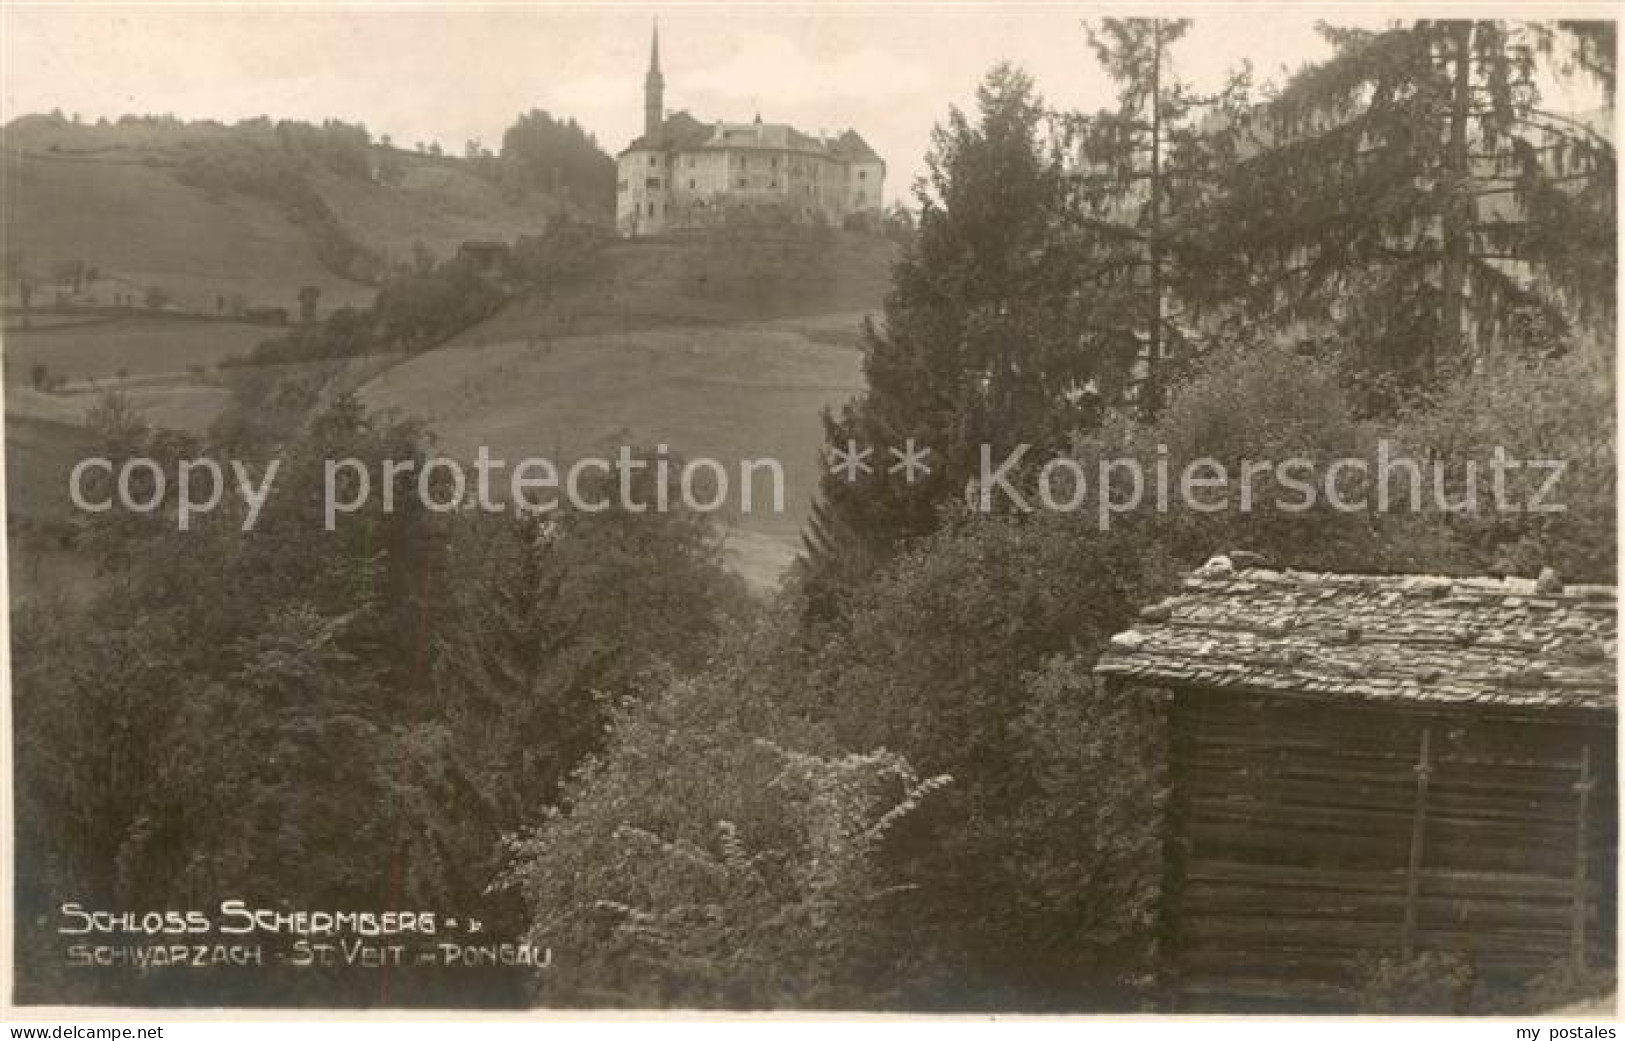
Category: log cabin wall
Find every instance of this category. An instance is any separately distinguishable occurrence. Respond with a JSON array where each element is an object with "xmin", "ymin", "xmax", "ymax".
[
  {"xmin": 1160, "ymin": 689, "xmax": 1616, "ymax": 1009},
  {"xmin": 1095, "ymin": 564, "xmax": 1618, "ymax": 1011}
]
